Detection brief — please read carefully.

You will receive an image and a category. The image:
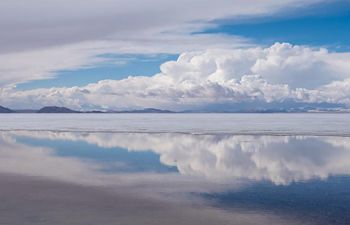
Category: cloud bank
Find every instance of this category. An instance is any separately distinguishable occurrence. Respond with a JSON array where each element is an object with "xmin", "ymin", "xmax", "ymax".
[
  {"xmin": 2, "ymin": 43, "xmax": 350, "ymax": 110},
  {"xmin": 0, "ymin": 0, "xmax": 326, "ymax": 87}
]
